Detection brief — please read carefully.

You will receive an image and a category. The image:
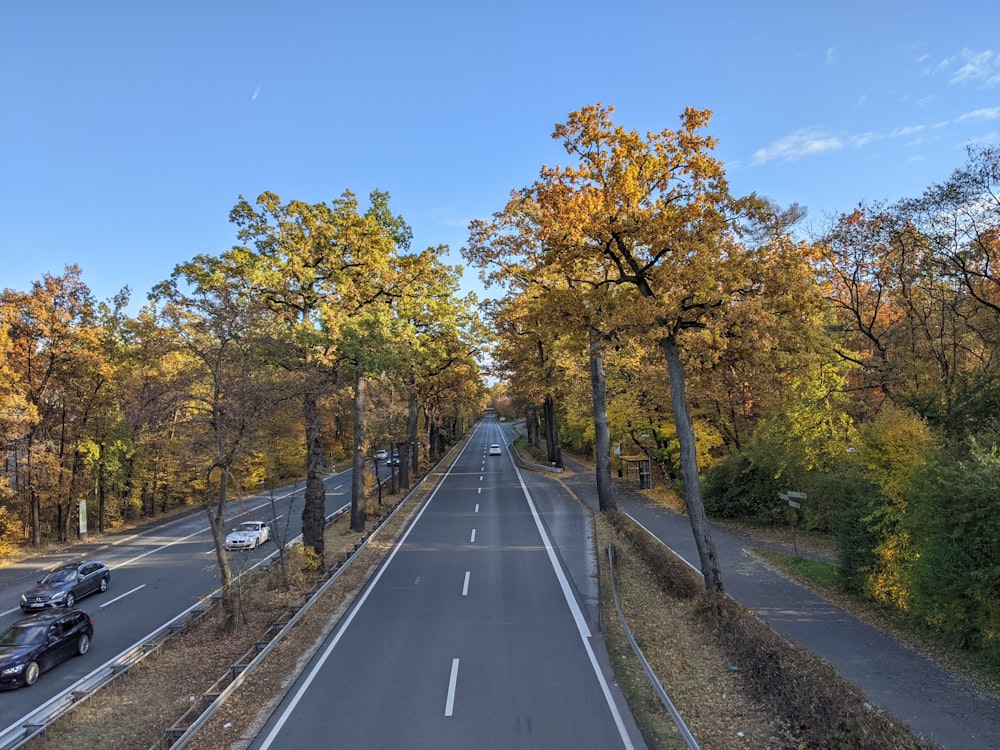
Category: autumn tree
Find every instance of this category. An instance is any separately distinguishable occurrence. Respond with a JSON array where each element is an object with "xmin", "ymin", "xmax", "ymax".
[
  {"xmin": 485, "ymin": 290, "xmax": 570, "ymax": 469},
  {"xmin": 153, "ymin": 254, "xmax": 289, "ymax": 631},
  {"xmin": 0, "ymin": 267, "xmax": 108, "ymax": 545},
  {"xmin": 225, "ymin": 190, "xmax": 412, "ymax": 555},
  {"xmin": 467, "ymin": 104, "xmax": 822, "ymax": 591},
  {"xmin": 389, "ymin": 248, "xmax": 483, "ymax": 489}
]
